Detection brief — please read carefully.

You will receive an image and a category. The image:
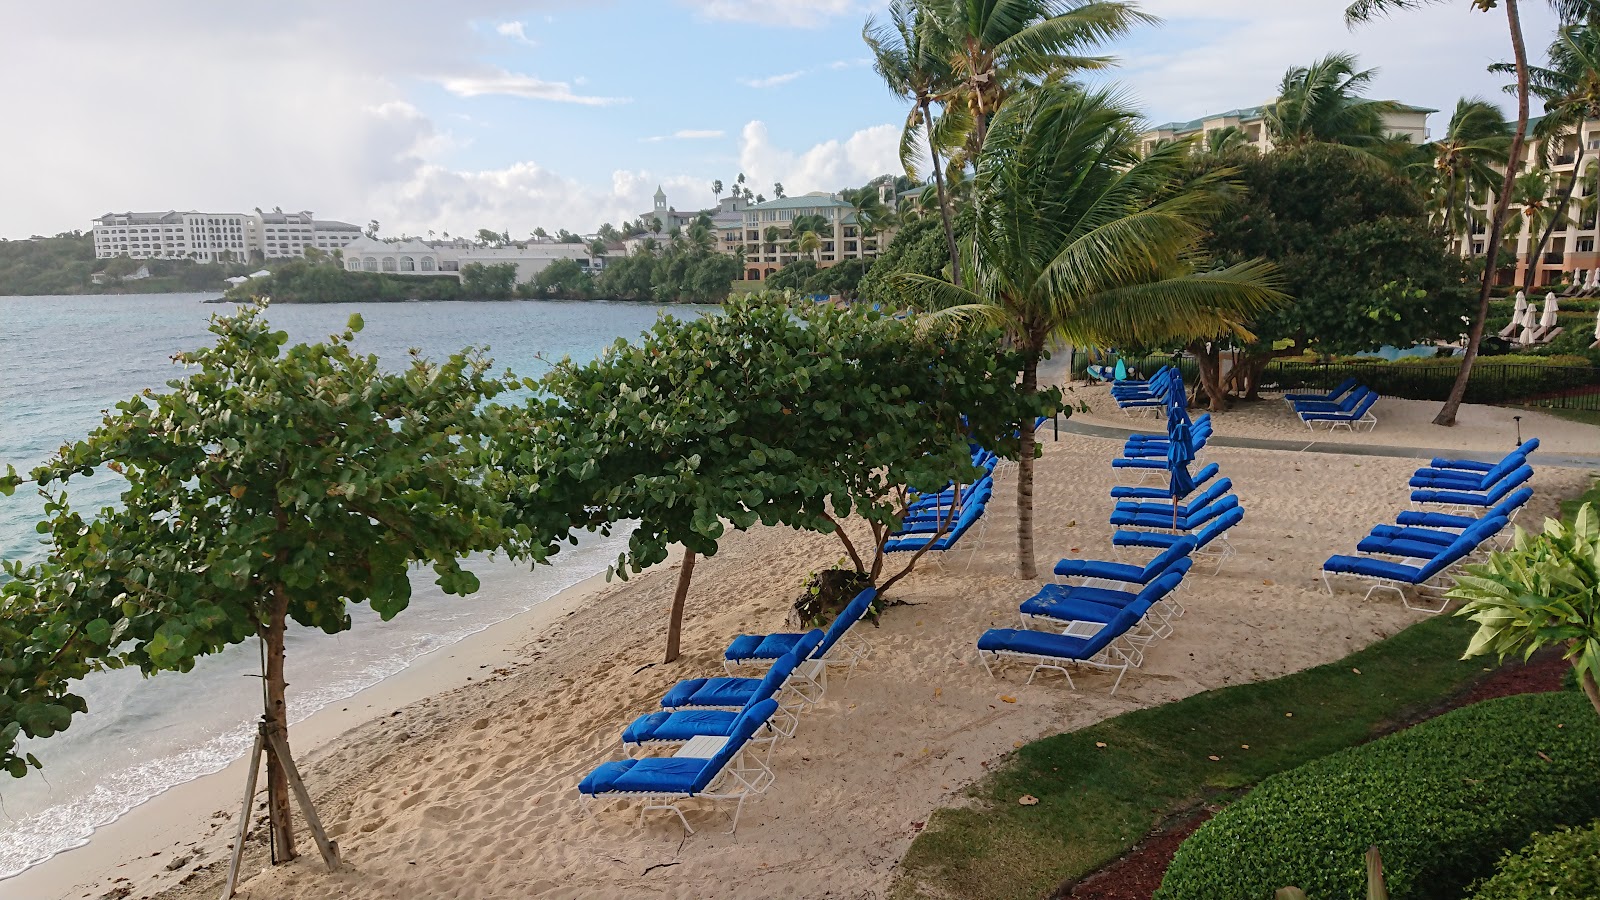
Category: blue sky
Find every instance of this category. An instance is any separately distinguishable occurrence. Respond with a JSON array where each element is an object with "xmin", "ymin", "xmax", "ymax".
[{"xmin": 0, "ymin": 1, "xmax": 1563, "ymax": 239}]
